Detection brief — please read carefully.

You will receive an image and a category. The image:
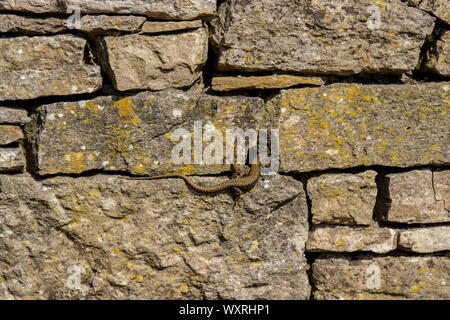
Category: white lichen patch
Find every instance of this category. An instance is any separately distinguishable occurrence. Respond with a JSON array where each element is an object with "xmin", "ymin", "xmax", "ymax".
[
  {"xmin": 172, "ymin": 108, "xmax": 182, "ymax": 118},
  {"xmin": 326, "ymin": 149, "xmax": 339, "ymax": 156}
]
